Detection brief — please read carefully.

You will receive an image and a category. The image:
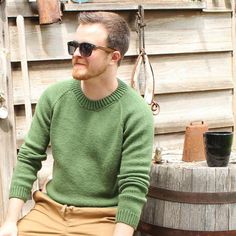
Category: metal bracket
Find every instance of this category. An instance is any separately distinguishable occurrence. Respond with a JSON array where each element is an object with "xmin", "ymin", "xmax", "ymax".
[
  {"xmin": 0, "ymin": 92, "xmax": 5, "ymax": 104},
  {"xmin": 136, "ymin": 5, "xmax": 146, "ymax": 54},
  {"xmin": 0, "ymin": 92, "xmax": 8, "ymax": 119}
]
